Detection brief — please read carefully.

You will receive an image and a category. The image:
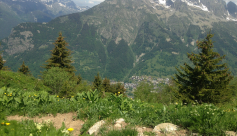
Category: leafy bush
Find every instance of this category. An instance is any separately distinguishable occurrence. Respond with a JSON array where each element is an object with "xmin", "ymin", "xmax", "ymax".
[{"xmin": 40, "ymin": 67, "xmax": 77, "ymax": 96}]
